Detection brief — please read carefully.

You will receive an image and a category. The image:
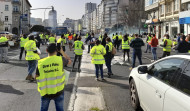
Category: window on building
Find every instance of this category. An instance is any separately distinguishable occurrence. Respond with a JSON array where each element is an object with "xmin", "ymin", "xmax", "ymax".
[
  {"xmin": 5, "ymin": 5, "xmax": 9, "ymax": 11},
  {"xmin": 174, "ymin": 0, "xmax": 179, "ymax": 11},
  {"xmin": 5, "ymin": 16, "xmax": 8, "ymax": 22},
  {"xmin": 160, "ymin": 4, "xmax": 165, "ymax": 15},
  {"xmin": 13, "ymin": 6, "xmax": 19, "ymax": 12},
  {"xmin": 188, "ymin": 3, "xmax": 190, "ymax": 10},
  {"xmin": 5, "ymin": 27, "xmax": 8, "ymax": 31},
  {"xmin": 166, "ymin": 2, "xmax": 172, "ymax": 13}
]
